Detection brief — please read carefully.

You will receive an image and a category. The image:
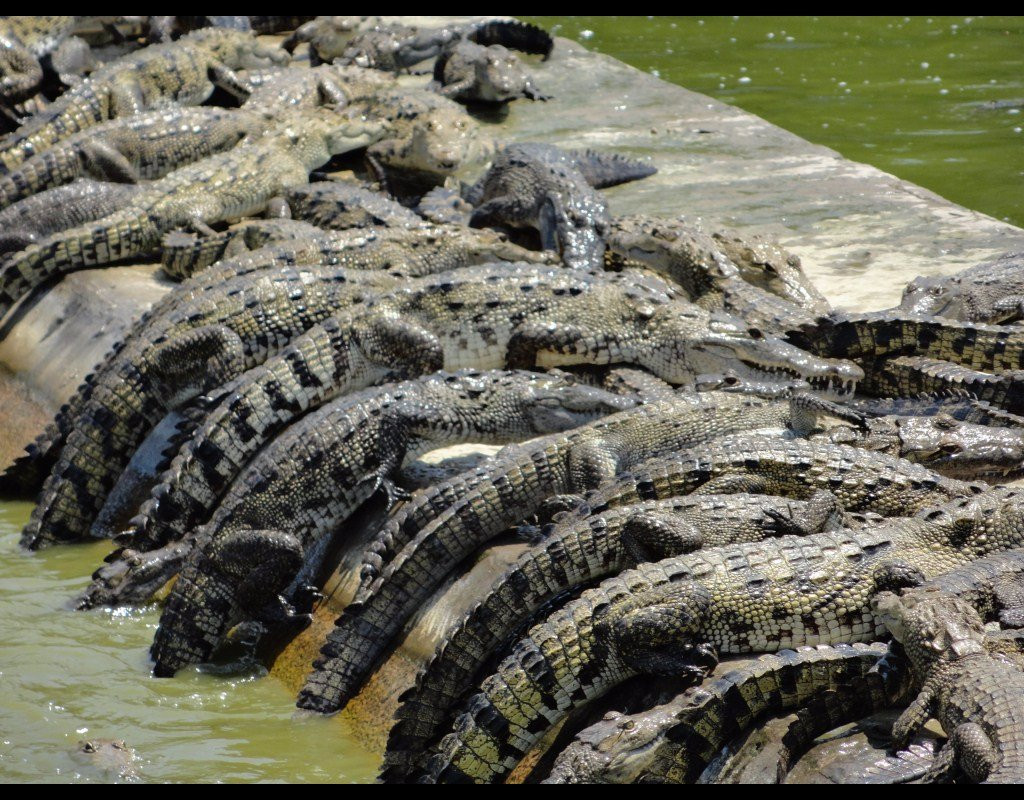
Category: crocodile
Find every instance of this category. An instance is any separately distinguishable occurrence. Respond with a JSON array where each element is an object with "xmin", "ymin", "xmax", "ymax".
[
  {"xmin": 432, "ymin": 41, "xmax": 549, "ymax": 104},
  {"xmin": 541, "ymin": 643, "xmax": 906, "ymax": 784},
  {"xmin": 872, "ymin": 588, "xmax": 1024, "ymax": 782},
  {"xmin": 383, "ymin": 489, "xmax": 883, "ymax": 779},
  {"xmin": 283, "ymin": 181, "xmax": 424, "ymax": 231},
  {"xmin": 16, "ymin": 227, "xmax": 550, "ymax": 547},
  {"xmin": 419, "ymin": 486, "xmax": 1023, "ymax": 783},
  {"xmin": 0, "ymin": 179, "xmax": 142, "ymax": 254},
  {"xmin": 897, "ymin": 250, "xmax": 1024, "ymax": 325},
  {"xmin": 142, "ymin": 370, "xmax": 632, "ymax": 672},
  {"xmin": 850, "ymin": 391, "xmax": 1024, "ymax": 430},
  {"xmin": 0, "ymin": 28, "xmax": 288, "ymax": 171},
  {"xmin": 0, "ymin": 16, "xmax": 81, "ymax": 105},
  {"xmin": 604, "ymin": 214, "xmax": 831, "ymax": 315},
  {"xmin": 329, "ymin": 19, "xmax": 553, "ymax": 73},
  {"xmin": 241, "ymin": 63, "xmax": 395, "ymax": 111},
  {"xmin": 0, "ymin": 106, "xmax": 389, "ymax": 320},
  {"xmin": 0, "ymin": 105, "xmax": 275, "ymax": 212},
  {"xmin": 298, "ymin": 399, "xmax": 892, "ymax": 716},
  {"xmin": 466, "ymin": 144, "xmax": 656, "ymax": 270}
]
